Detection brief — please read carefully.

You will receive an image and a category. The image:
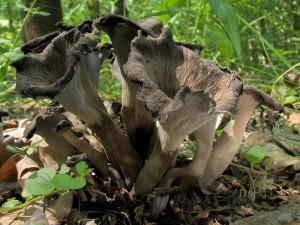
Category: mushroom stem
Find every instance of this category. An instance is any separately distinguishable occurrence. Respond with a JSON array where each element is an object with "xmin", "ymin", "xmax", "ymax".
[
  {"xmin": 56, "ymin": 120, "xmax": 110, "ymax": 177},
  {"xmin": 133, "ymin": 90, "xmax": 215, "ymax": 196},
  {"xmin": 198, "ymin": 87, "xmax": 283, "ymax": 188},
  {"xmin": 90, "ymin": 119, "xmax": 142, "ymax": 188},
  {"xmin": 150, "ymin": 115, "xmax": 218, "ymax": 215}
]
